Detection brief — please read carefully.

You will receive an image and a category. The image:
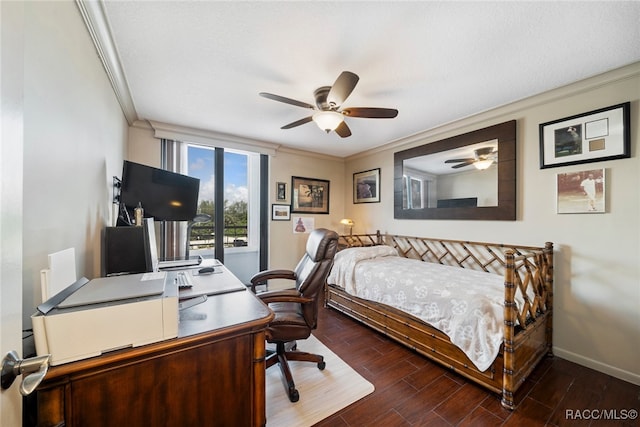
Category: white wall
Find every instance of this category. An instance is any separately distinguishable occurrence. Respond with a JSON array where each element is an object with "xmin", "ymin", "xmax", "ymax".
[
  {"xmin": 21, "ymin": 1, "xmax": 128, "ymax": 324},
  {"xmin": 342, "ymin": 63, "xmax": 640, "ymax": 385},
  {"xmin": 1, "ymin": 2, "xmax": 26, "ymax": 423},
  {"xmin": 268, "ymin": 148, "xmax": 345, "ymax": 274}
]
